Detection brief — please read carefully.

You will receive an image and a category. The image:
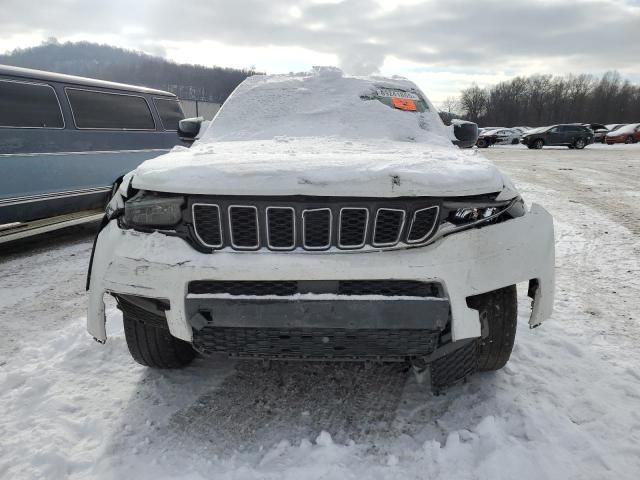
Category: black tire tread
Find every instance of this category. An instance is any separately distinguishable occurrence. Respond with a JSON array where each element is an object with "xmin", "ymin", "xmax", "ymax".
[
  {"xmin": 123, "ymin": 313, "xmax": 196, "ymax": 369},
  {"xmin": 430, "ymin": 341, "xmax": 477, "ymax": 390},
  {"xmin": 468, "ymin": 285, "xmax": 518, "ymax": 372}
]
